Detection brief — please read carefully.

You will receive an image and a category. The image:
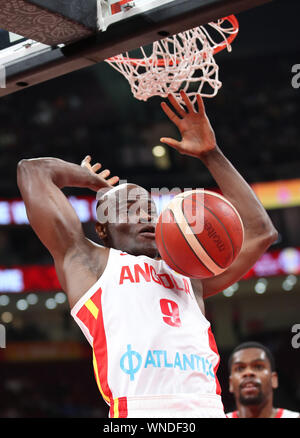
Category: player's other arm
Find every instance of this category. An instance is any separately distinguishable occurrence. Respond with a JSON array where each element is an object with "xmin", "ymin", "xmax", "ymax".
[
  {"xmin": 198, "ymin": 147, "xmax": 277, "ymax": 297},
  {"xmin": 160, "ymin": 91, "xmax": 278, "ymax": 298},
  {"xmin": 17, "ymin": 157, "xmax": 118, "ymax": 303}
]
